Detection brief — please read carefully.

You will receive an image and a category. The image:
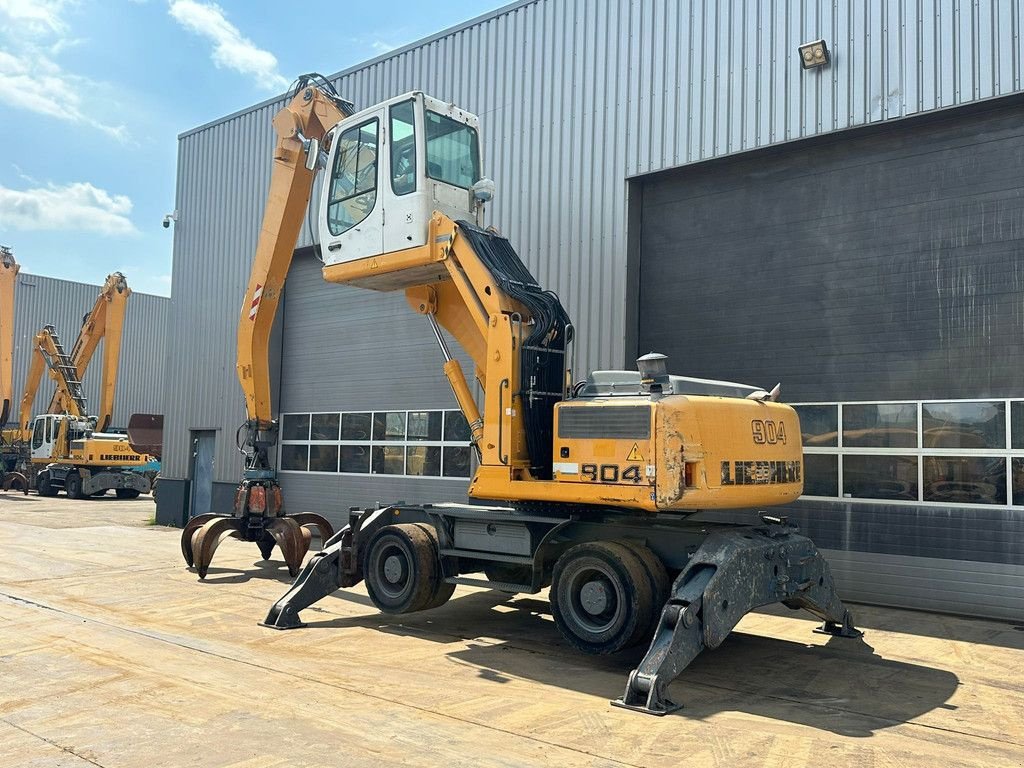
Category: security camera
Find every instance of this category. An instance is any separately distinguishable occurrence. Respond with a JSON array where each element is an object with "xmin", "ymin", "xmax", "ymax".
[{"xmin": 162, "ymin": 210, "xmax": 179, "ymax": 229}]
